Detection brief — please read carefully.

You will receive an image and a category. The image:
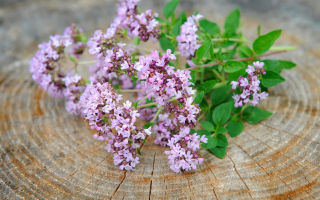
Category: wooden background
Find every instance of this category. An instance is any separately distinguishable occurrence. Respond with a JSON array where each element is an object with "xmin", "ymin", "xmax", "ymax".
[{"xmin": 1, "ymin": 0, "xmax": 320, "ymax": 199}]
